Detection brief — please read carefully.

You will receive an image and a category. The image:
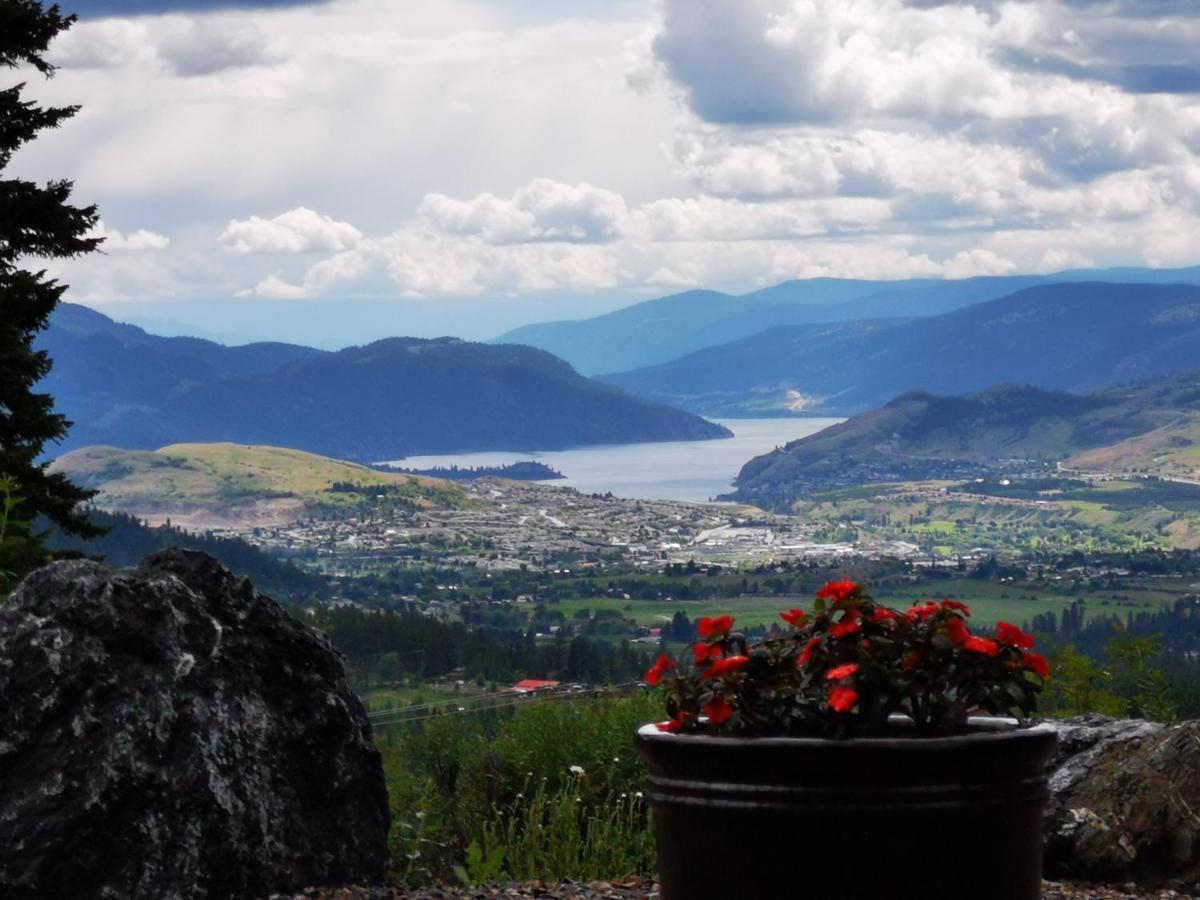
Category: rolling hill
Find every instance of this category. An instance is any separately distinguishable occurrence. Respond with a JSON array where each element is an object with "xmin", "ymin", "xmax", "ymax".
[
  {"xmin": 498, "ymin": 267, "xmax": 1200, "ymax": 376},
  {"xmin": 50, "ymin": 443, "xmax": 465, "ymax": 527},
  {"xmin": 727, "ymin": 372, "xmax": 1200, "ymax": 511},
  {"xmin": 39, "ymin": 304, "xmax": 729, "ymax": 460},
  {"xmin": 601, "ymin": 282, "xmax": 1200, "ymax": 416}
]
